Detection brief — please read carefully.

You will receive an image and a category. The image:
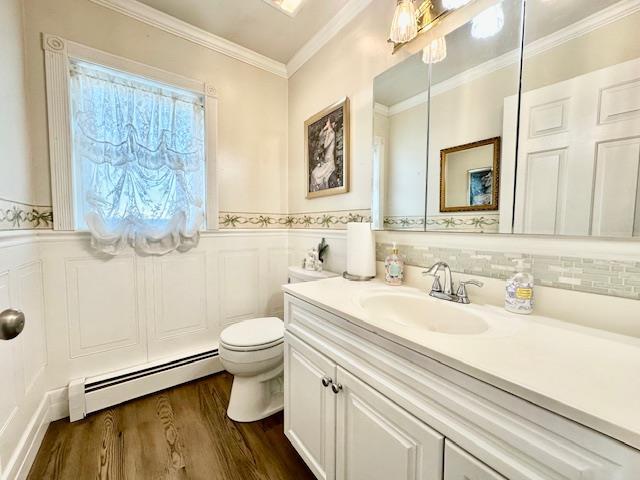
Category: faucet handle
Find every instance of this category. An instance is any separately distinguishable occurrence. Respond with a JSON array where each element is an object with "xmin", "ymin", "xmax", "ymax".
[
  {"xmin": 455, "ymin": 279, "xmax": 483, "ymax": 304},
  {"xmin": 422, "ymin": 269, "xmax": 443, "ymax": 293}
]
